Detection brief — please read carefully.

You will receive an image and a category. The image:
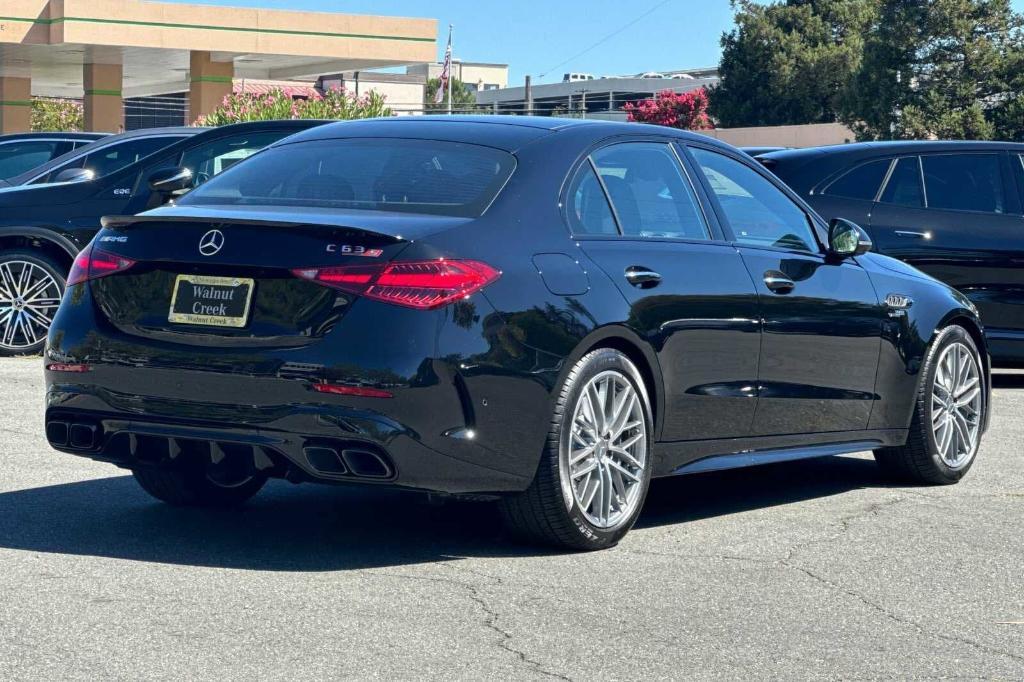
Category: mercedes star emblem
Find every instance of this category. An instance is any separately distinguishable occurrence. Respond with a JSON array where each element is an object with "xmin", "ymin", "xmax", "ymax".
[{"xmin": 198, "ymin": 229, "xmax": 225, "ymax": 256}]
